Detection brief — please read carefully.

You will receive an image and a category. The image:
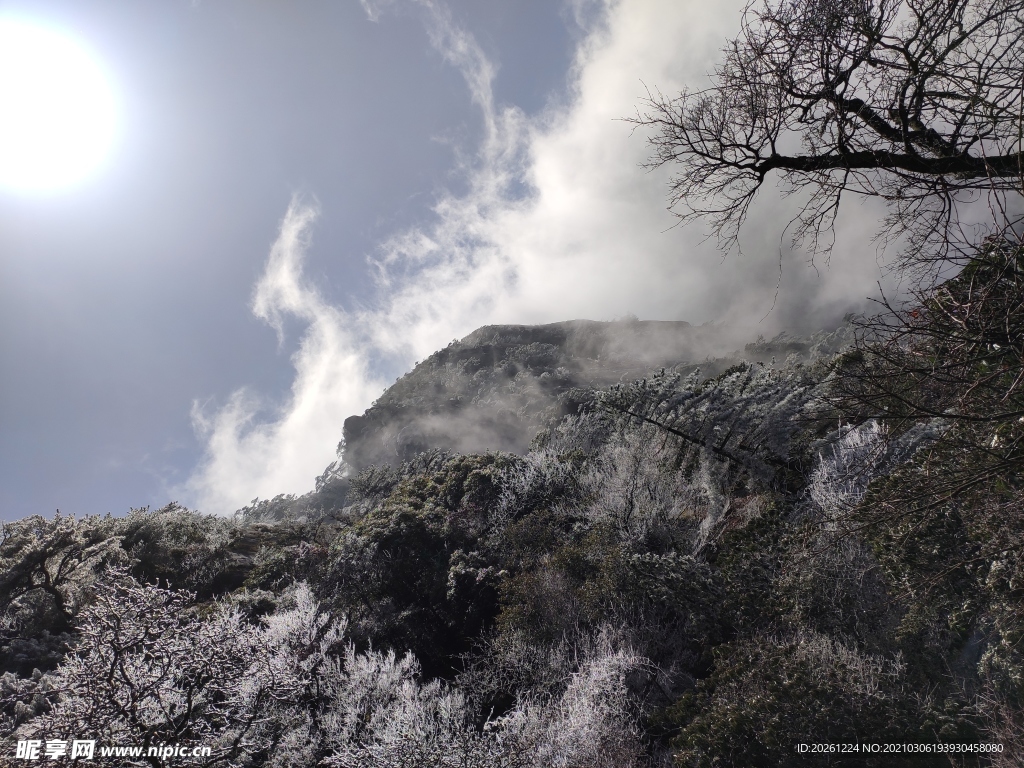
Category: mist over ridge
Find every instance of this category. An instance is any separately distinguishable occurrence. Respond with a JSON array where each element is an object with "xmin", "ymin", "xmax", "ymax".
[
  {"xmin": 181, "ymin": 0, "xmax": 895, "ymax": 516},
  {"xmin": 339, "ymin": 318, "xmax": 855, "ymax": 473},
  {"xmin": 234, "ymin": 316, "xmax": 853, "ymax": 525}
]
